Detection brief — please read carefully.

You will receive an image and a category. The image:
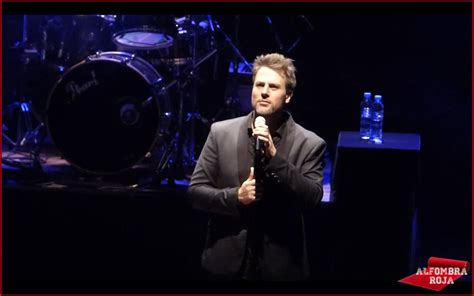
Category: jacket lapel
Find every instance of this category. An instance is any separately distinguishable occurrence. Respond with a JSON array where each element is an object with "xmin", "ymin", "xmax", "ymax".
[
  {"xmin": 276, "ymin": 114, "xmax": 296, "ymax": 161},
  {"xmin": 237, "ymin": 113, "xmax": 253, "ymax": 185}
]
